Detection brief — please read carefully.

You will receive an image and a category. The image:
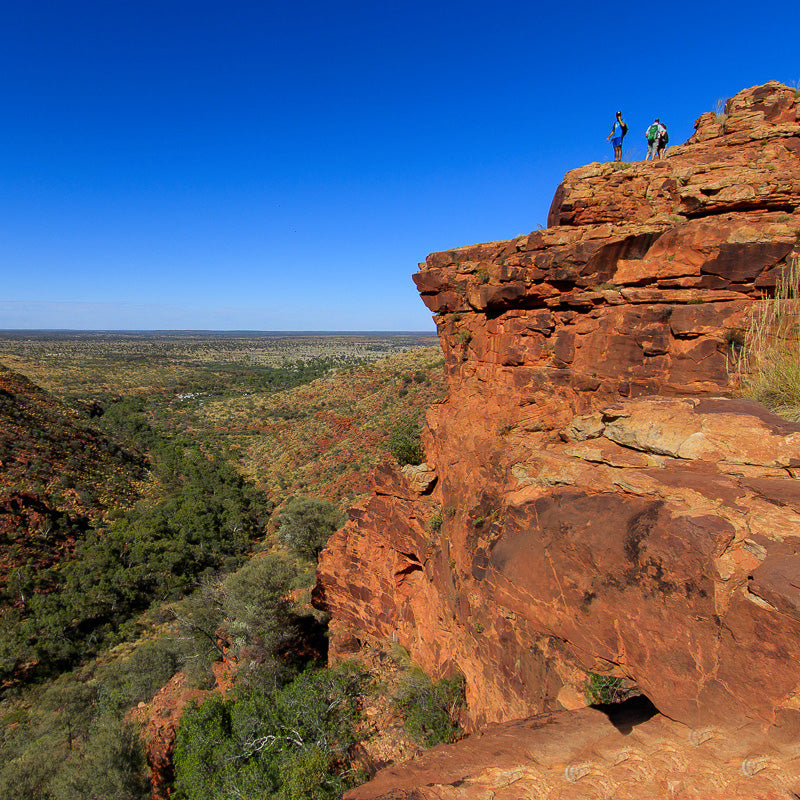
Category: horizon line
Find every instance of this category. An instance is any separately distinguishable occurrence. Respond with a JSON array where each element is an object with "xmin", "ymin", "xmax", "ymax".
[{"xmin": 0, "ymin": 328, "xmax": 438, "ymax": 336}]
